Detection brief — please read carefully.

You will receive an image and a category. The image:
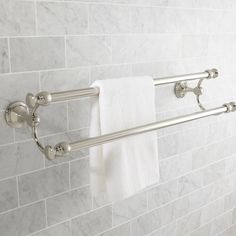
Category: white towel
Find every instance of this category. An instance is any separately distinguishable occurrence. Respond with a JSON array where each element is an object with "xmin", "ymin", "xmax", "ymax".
[{"xmin": 90, "ymin": 76, "xmax": 159, "ymax": 201}]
